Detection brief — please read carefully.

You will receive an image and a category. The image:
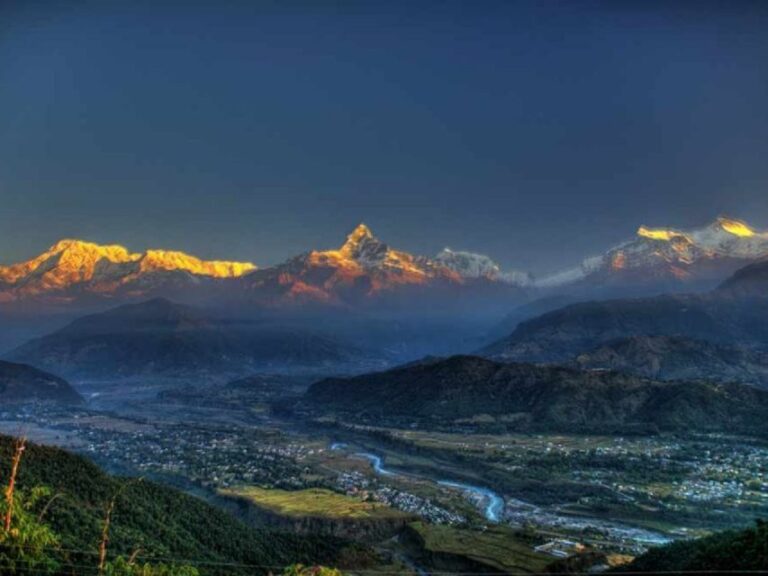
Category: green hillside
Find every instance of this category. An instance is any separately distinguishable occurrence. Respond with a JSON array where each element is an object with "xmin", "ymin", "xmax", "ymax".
[
  {"xmin": 0, "ymin": 435, "xmax": 370, "ymax": 575},
  {"xmin": 614, "ymin": 520, "xmax": 768, "ymax": 573}
]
